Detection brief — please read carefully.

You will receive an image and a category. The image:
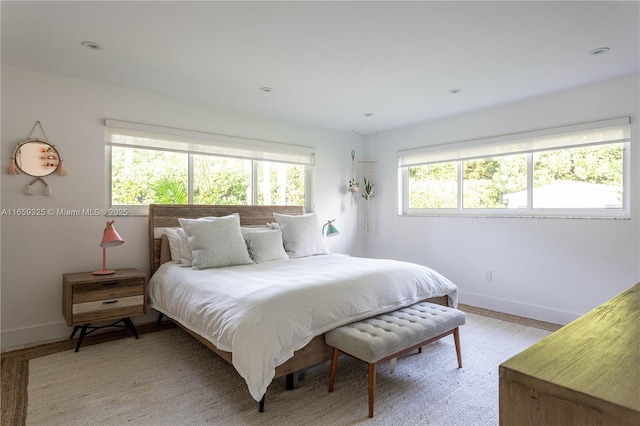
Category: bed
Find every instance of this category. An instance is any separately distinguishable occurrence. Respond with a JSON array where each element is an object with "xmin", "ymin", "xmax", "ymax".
[{"xmin": 147, "ymin": 204, "xmax": 458, "ymax": 409}]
